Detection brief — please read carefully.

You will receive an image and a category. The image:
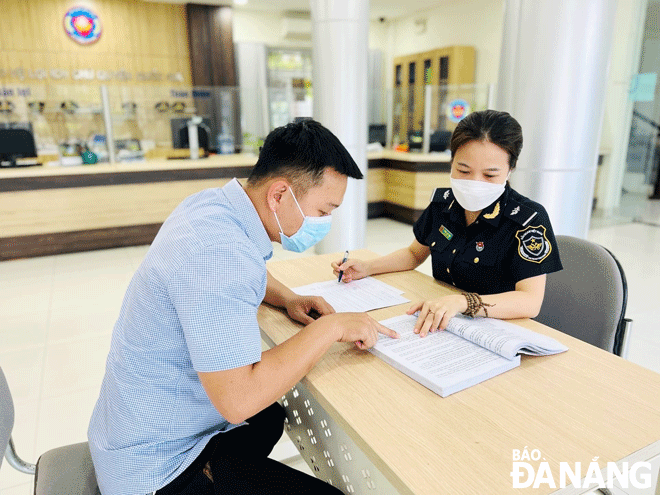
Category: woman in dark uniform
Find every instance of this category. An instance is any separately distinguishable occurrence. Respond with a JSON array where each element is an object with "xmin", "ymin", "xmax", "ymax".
[{"xmin": 332, "ymin": 110, "xmax": 562, "ymax": 336}]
